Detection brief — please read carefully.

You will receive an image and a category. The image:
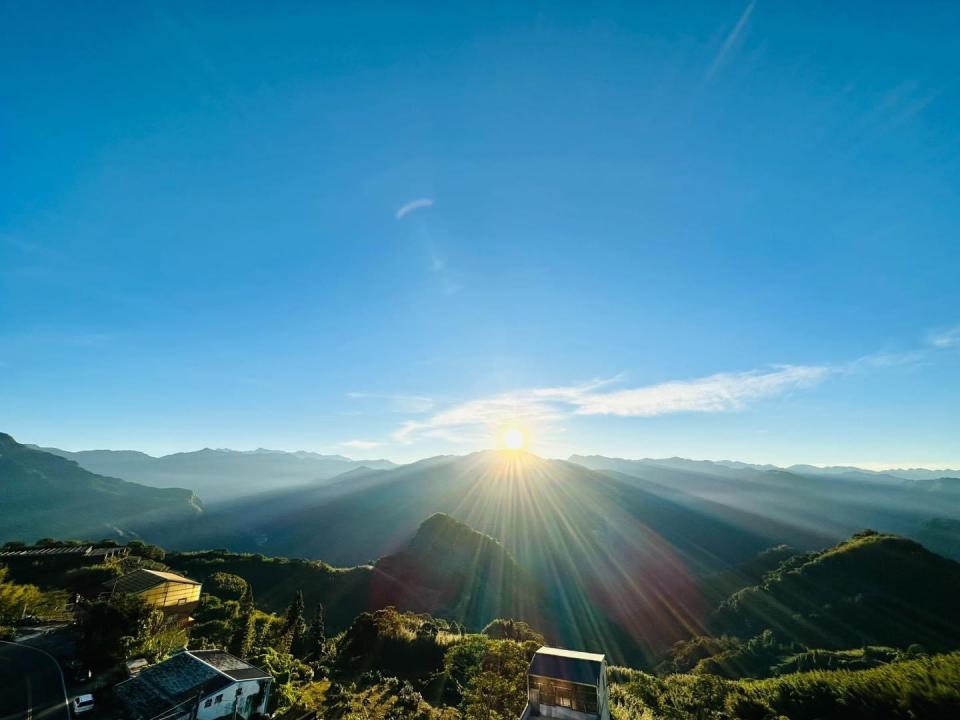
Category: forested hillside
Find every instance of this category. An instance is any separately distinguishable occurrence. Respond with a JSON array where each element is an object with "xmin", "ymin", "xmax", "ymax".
[
  {"xmin": 0, "ymin": 433, "xmax": 202, "ymax": 542},
  {"xmin": 164, "ymin": 451, "xmax": 818, "ymax": 663},
  {"xmin": 715, "ymin": 530, "xmax": 960, "ymax": 650},
  {"xmin": 6, "ymin": 524, "xmax": 960, "ymax": 719}
]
